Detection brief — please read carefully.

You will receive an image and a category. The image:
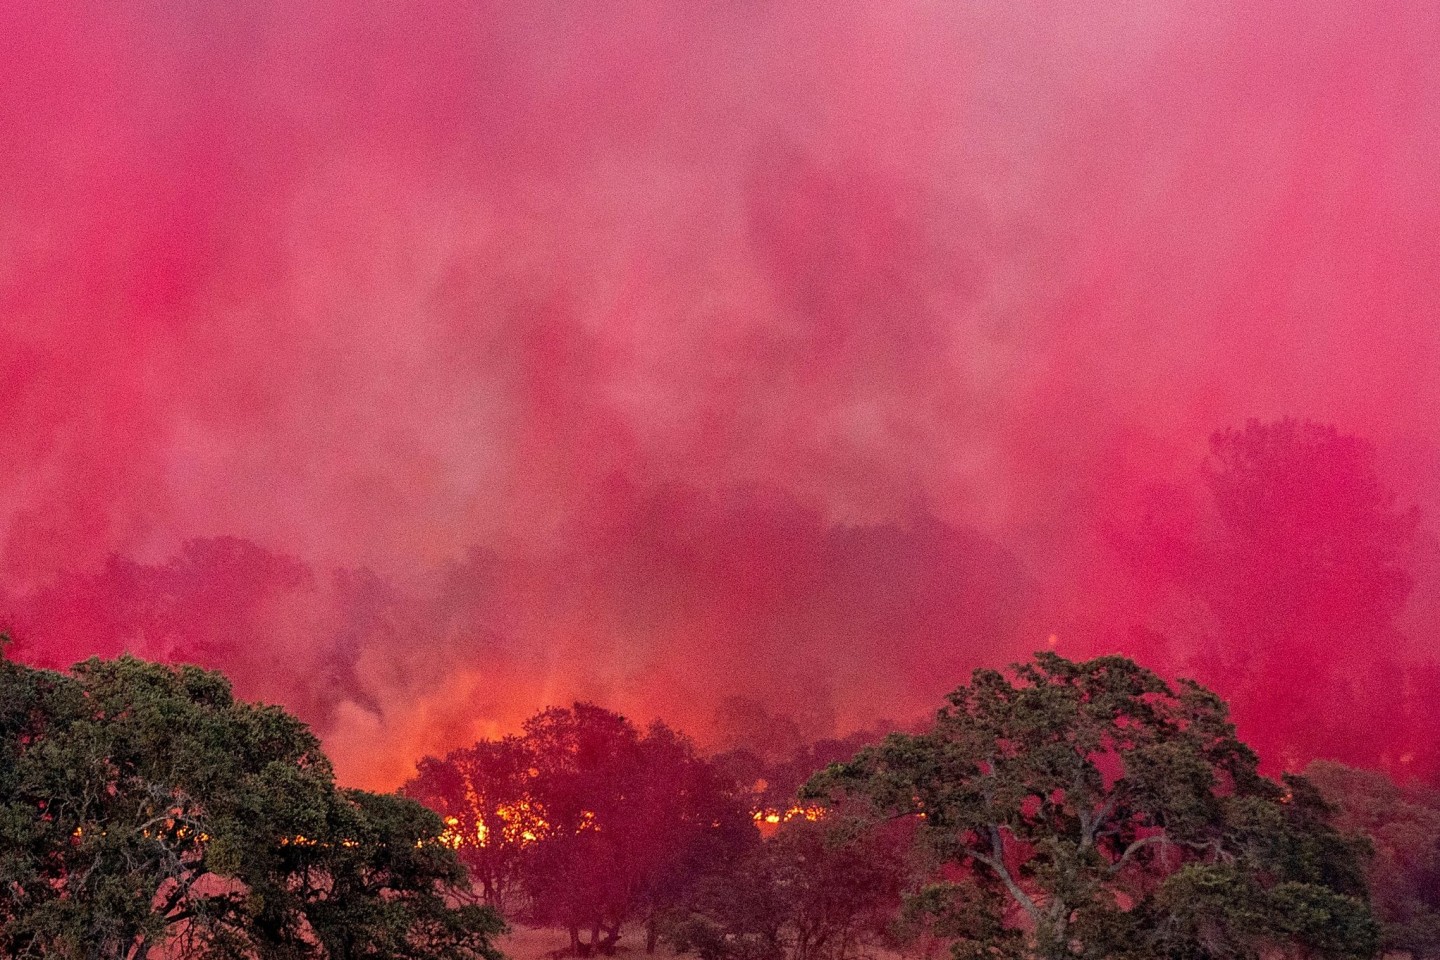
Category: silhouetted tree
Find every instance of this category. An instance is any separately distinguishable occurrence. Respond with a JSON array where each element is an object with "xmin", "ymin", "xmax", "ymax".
[
  {"xmin": 0, "ymin": 646, "xmax": 502, "ymax": 960},
  {"xmin": 1128, "ymin": 419, "xmax": 1434, "ymax": 774},
  {"xmin": 630, "ymin": 722, "xmax": 759, "ymax": 953},
  {"xmin": 1201, "ymin": 420, "xmax": 1421, "ymax": 767},
  {"xmin": 515, "ymin": 704, "xmax": 636, "ymax": 948},
  {"xmin": 405, "ymin": 737, "xmax": 539, "ymax": 916},
  {"xmin": 407, "ymin": 703, "xmax": 751, "ymax": 955},
  {"xmin": 805, "ymin": 652, "xmax": 1378, "ymax": 960}
]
